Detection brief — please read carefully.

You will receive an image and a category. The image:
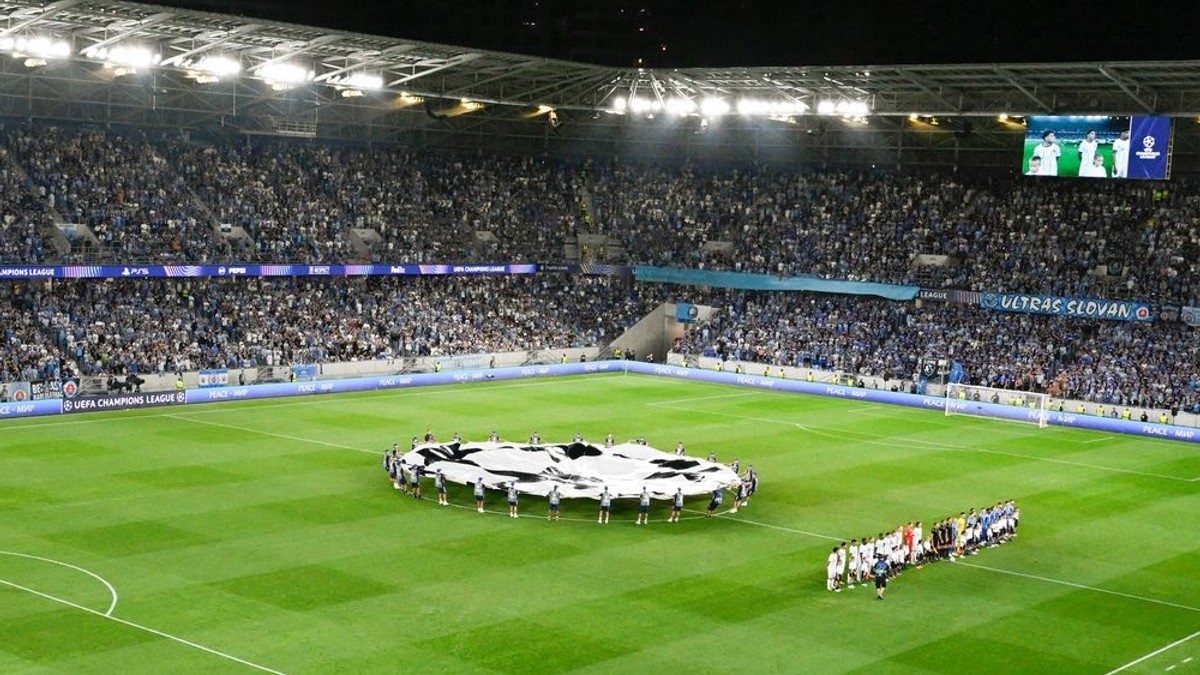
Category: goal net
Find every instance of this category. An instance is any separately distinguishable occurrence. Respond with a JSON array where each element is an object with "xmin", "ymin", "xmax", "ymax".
[{"xmin": 944, "ymin": 383, "xmax": 1050, "ymax": 428}]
